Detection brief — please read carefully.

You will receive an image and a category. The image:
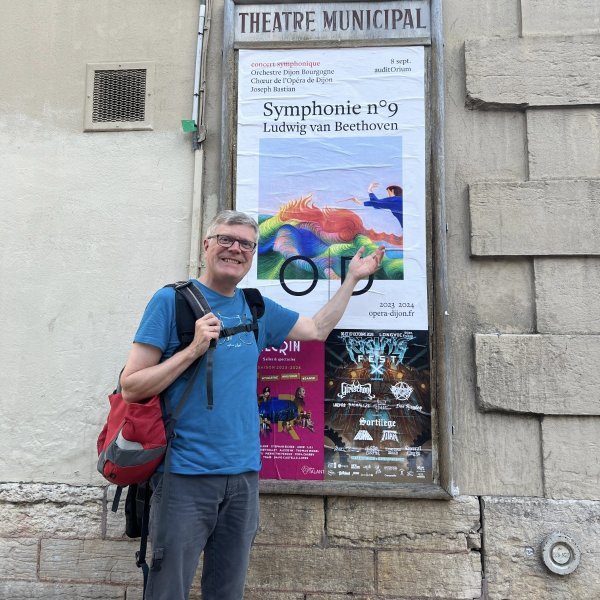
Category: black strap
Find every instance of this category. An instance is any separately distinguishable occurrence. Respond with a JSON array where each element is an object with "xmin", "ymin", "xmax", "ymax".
[
  {"xmin": 166, "ymin": 280, "xmax": 212, "ymax": 352},
  {"xmin": 220, "ymin": 321, "xmax": 258, "ymax": 338},
  {"xmin": 175, "ymin": 280, "xmax": 211, "ymax": 316},
  {"xmin": 136, "ymin": 483, "xmax": 152, "ymax": 598},
  {"xmin": 173, "ymin": 282, "xmax": 217, "ymax": 409},
  {"xmin": 111, "ymin": 486, "xmax": 123, "ymax": 513},
  {"xmin": 165, "ymin": 356, "xmax": 204, "ymax": 434},
  {"xmin": 206, "ymin": 347, "xmax": 215, "ymax": 410},
  {"xmin": 241, "ymin": 288, "xmax": 264, "ymax": 343},
  {"xmin": 216, "ymin": 289, "xmax": 262, "ymax": 391}
]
